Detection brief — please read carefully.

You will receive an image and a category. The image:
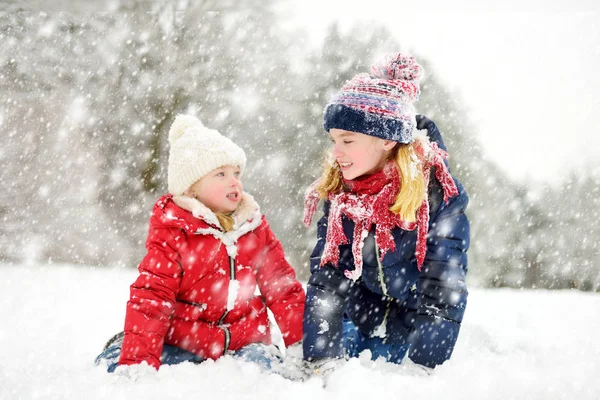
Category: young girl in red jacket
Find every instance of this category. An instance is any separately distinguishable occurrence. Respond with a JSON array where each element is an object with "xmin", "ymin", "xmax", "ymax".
[{"xmin": 95, "ymin": 115, "xmax": 305, "ymax": 372}]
